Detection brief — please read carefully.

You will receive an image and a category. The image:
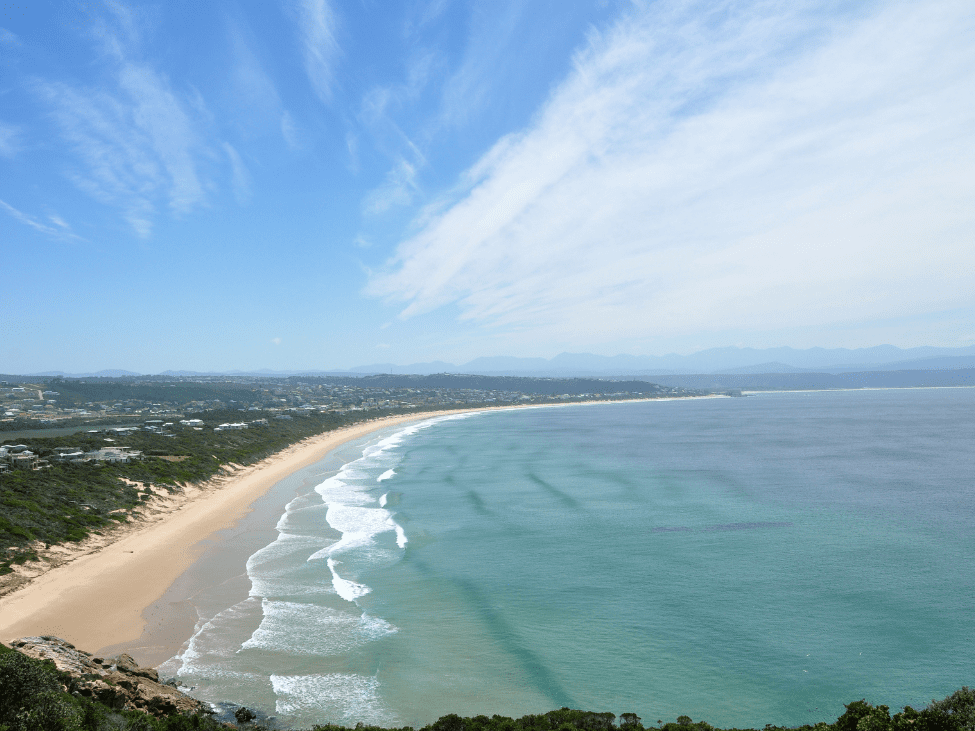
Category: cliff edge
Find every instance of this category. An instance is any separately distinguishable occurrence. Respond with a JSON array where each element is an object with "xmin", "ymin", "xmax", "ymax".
[{"xmin": 7, "ymin": 635, "xmax": 208, "ymax": 718}]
